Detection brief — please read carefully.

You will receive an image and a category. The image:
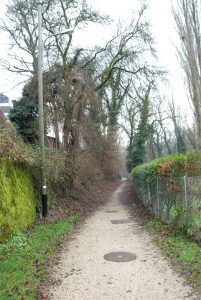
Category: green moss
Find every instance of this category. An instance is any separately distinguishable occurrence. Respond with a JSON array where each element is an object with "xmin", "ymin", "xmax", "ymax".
[{"xmin": 0, "ymin": 161, "xmax": 36, "ymax": 242}]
